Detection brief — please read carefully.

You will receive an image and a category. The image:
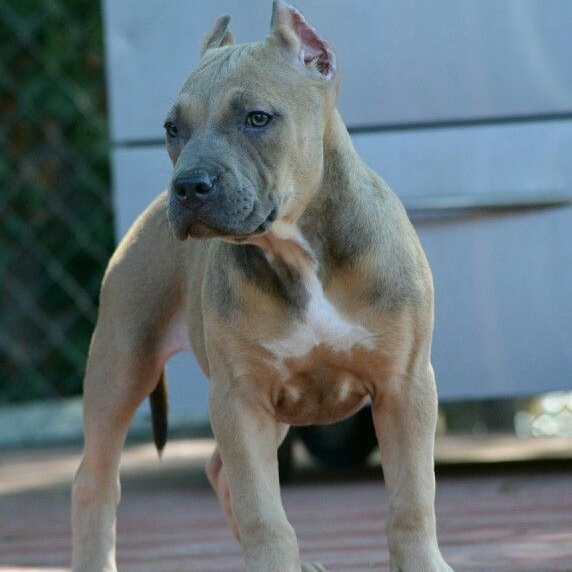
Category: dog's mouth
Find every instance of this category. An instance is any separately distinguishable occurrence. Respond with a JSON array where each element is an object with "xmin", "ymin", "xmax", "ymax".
[
  {"xmin": 174, "ymin": 207, "xmax": 279, "ymax": 242},
  {"xmin": 224, "ymin": 211, "xmax": 277, "ymax": 244}
]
